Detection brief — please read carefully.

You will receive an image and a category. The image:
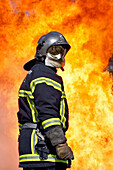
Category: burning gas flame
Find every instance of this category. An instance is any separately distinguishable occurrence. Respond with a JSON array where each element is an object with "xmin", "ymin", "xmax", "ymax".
[{"xmin": 1, "ymin": 0, "xmax": 113, "ymax": 169}]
